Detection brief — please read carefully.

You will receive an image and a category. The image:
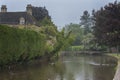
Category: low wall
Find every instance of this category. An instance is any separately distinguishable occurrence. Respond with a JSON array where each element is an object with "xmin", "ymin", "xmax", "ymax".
[
  {"xmin": 106, "ymin": 54, "xmax": 120, "ymax": 80},
  {"xmin": 113, "ymin": 61, "xmax": 120, "ymax": 80}
]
